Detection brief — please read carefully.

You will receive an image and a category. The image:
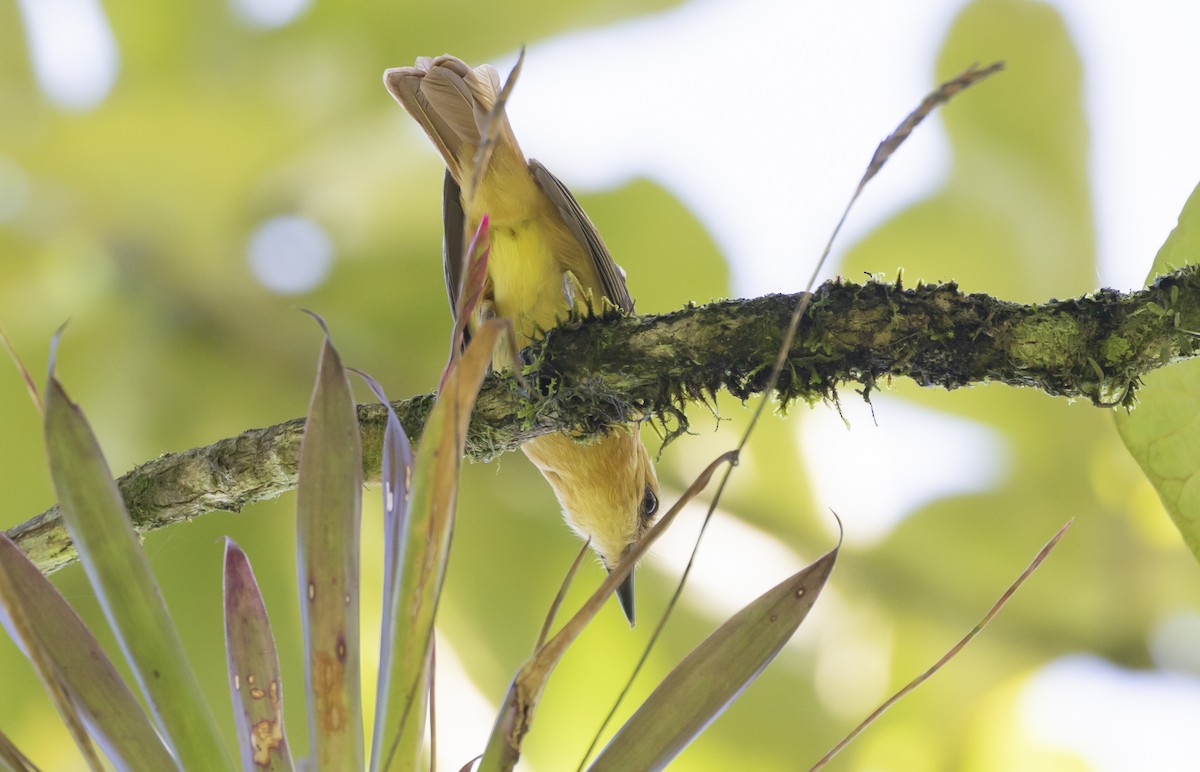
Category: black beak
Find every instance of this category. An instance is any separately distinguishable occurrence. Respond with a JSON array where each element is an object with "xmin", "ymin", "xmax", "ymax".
[{"xmin": 612, "ymin": 570, "xmax": 636, "ymax": 627}]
